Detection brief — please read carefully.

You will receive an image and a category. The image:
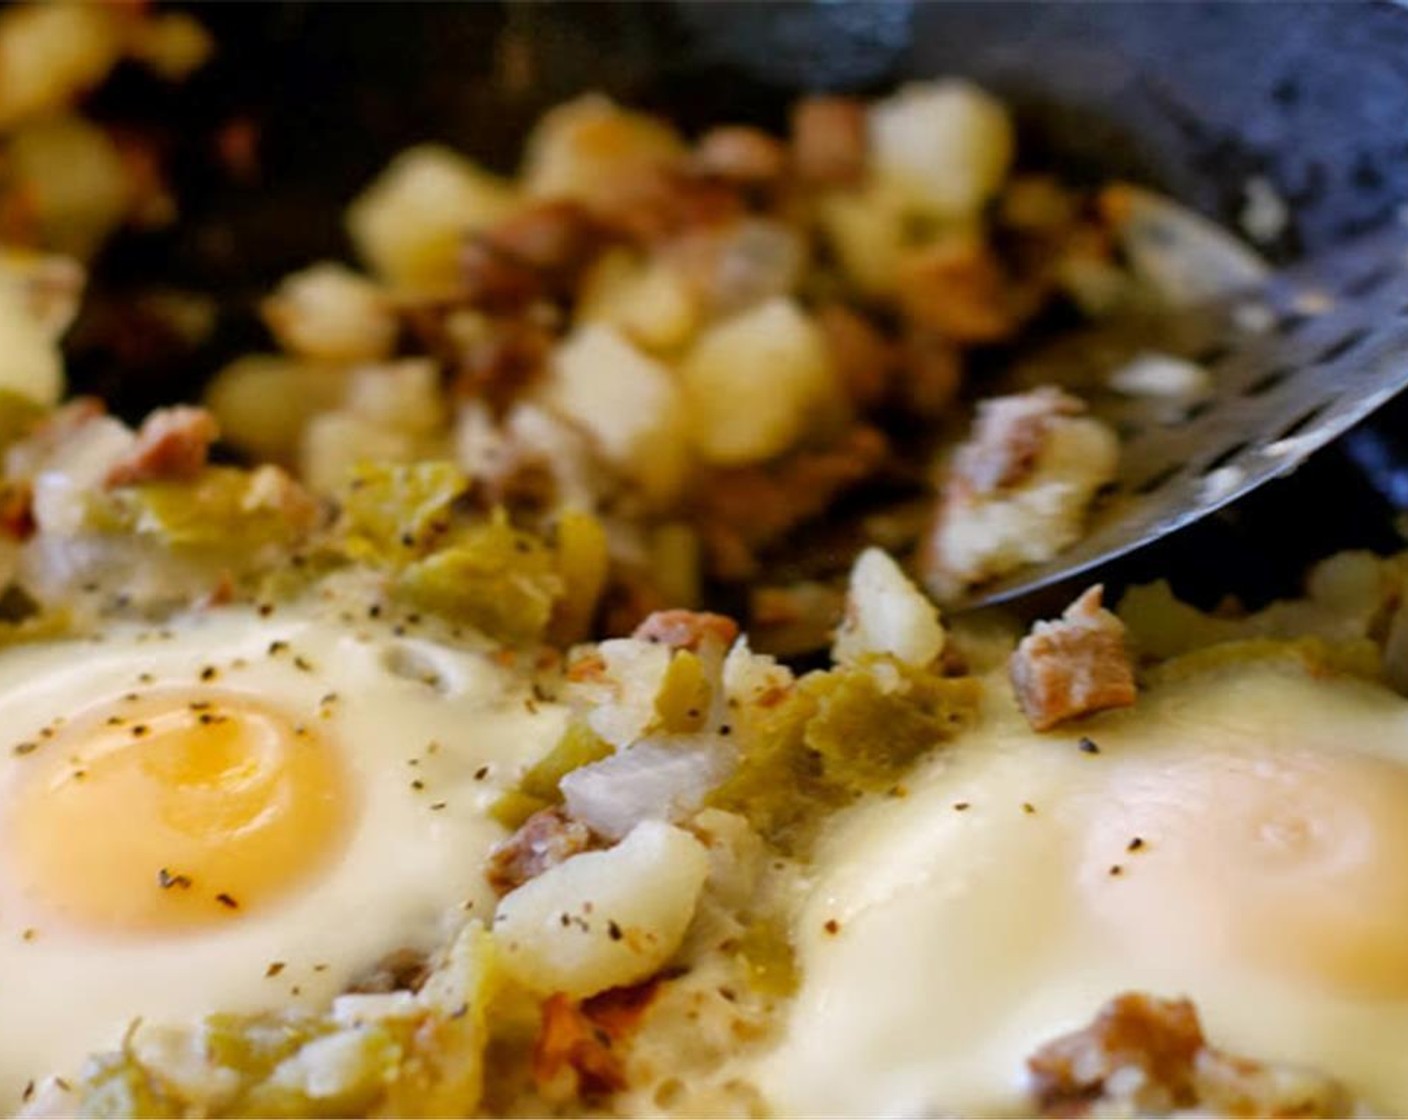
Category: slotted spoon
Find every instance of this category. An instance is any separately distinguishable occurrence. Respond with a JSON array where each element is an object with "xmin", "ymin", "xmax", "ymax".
[{"xmin": 960, "ymin": 224, "xmax": 1408, "ymax": 609}]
